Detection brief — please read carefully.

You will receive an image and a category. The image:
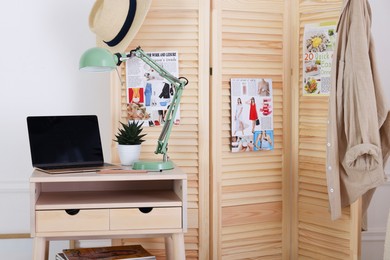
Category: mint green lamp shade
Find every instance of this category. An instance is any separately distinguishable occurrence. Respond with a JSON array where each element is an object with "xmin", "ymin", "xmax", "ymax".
[{"xmin": 79, "ymin": 47, "xmax": 117, "ymax": 72}]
